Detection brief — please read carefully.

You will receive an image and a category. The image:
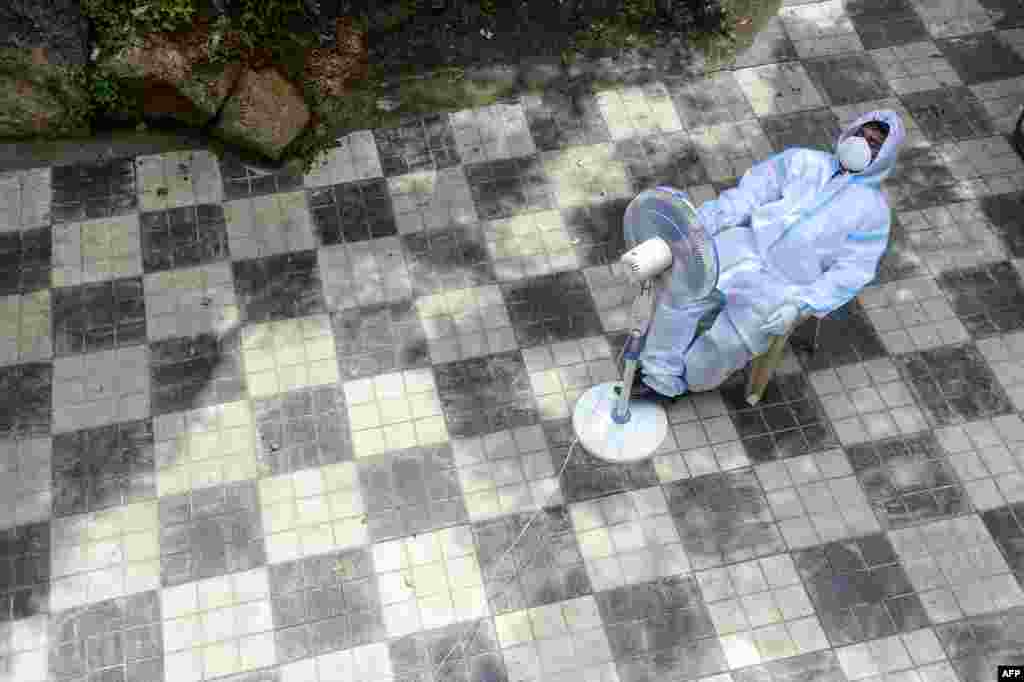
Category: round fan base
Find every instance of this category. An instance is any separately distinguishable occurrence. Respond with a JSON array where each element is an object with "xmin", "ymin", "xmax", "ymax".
[{"xmin": 572, "ymin": 382, "xmax": 668, "ymax": 463}]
